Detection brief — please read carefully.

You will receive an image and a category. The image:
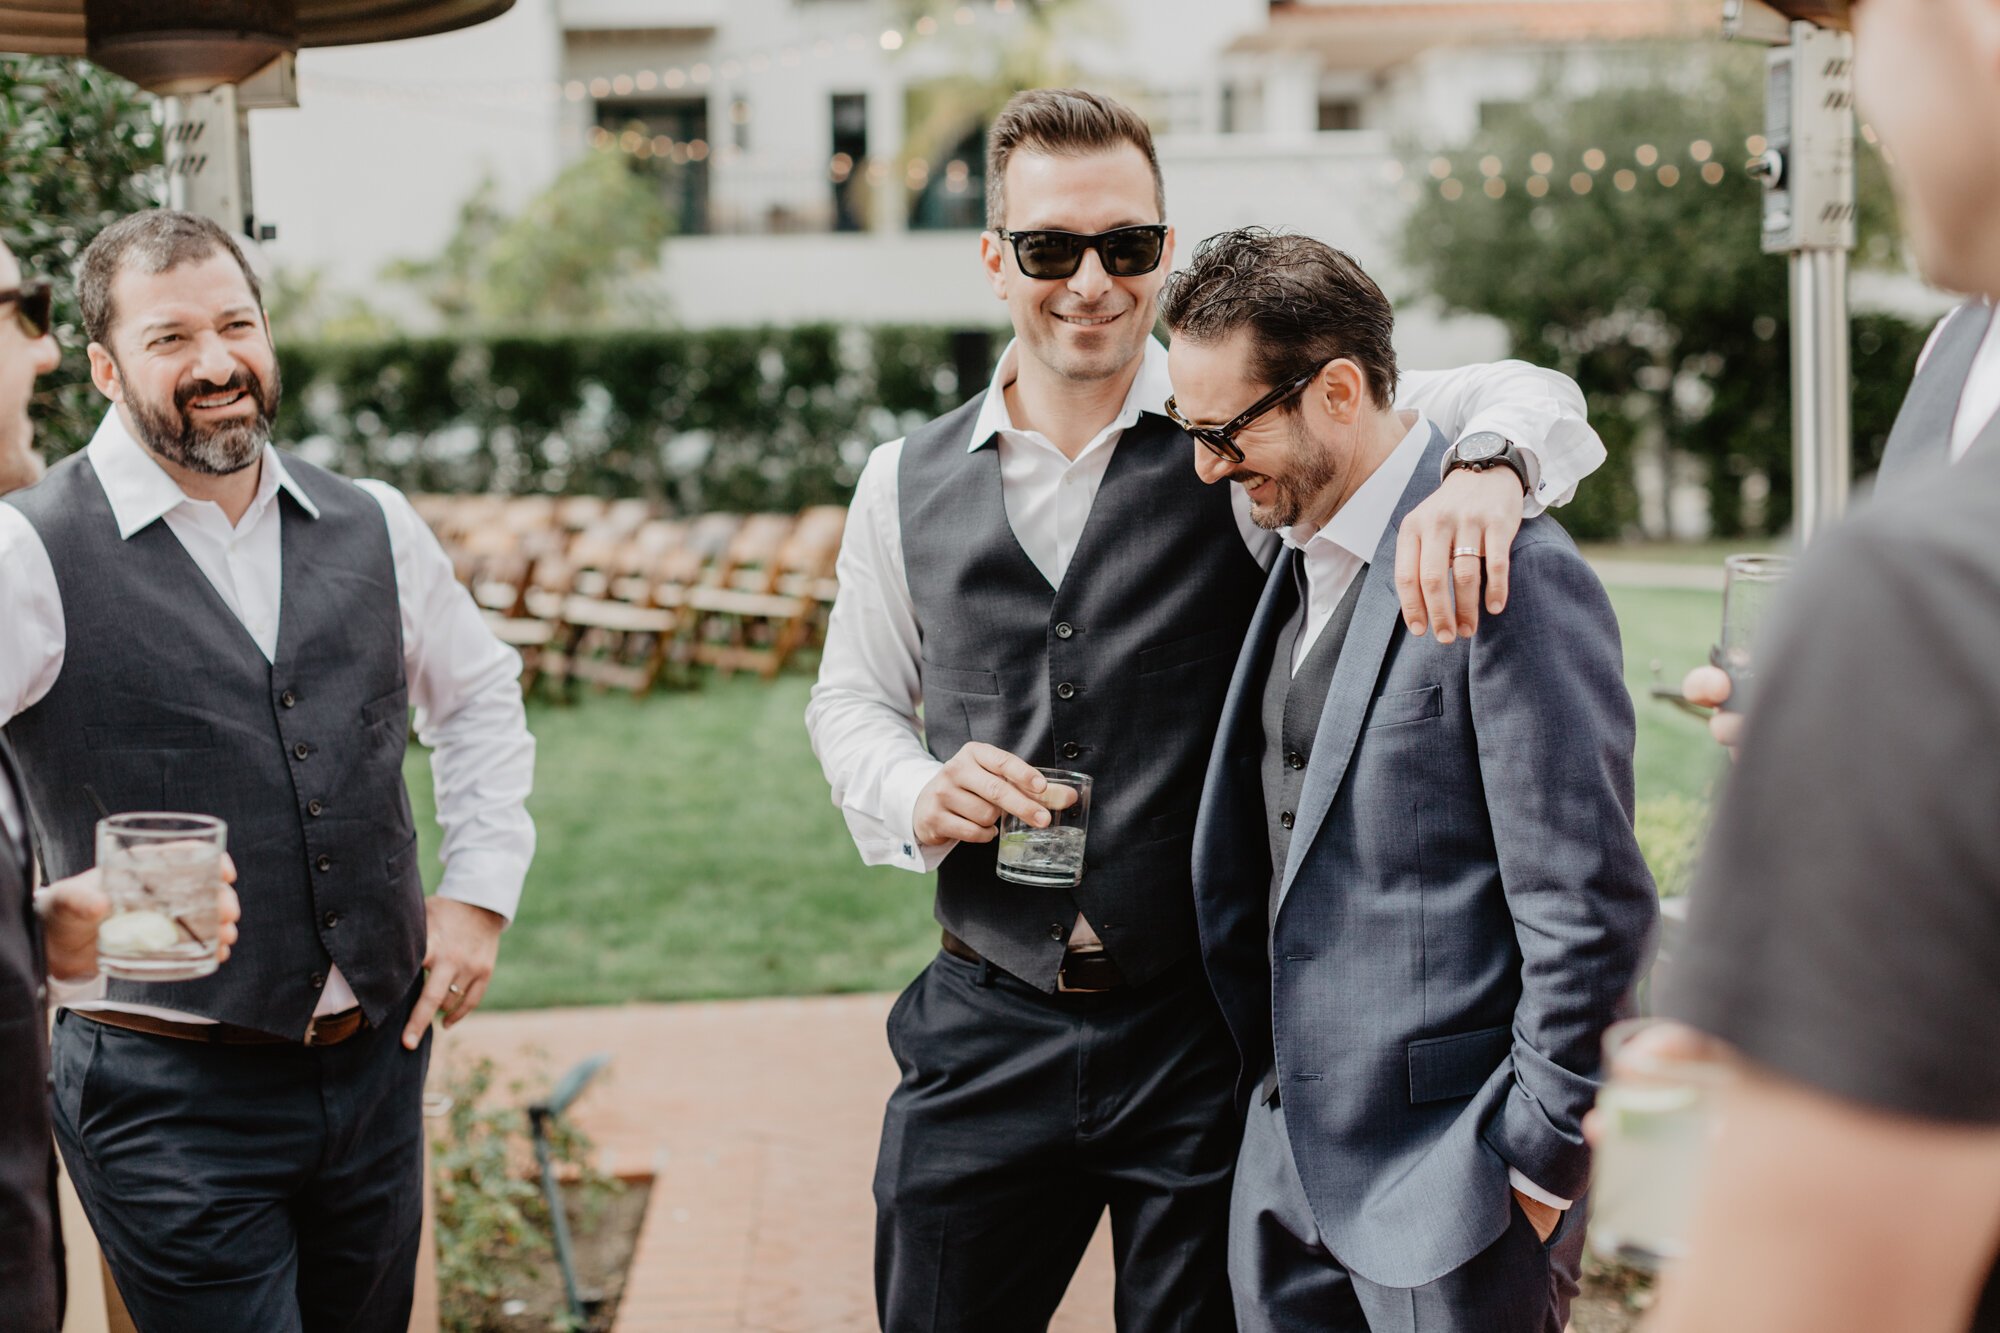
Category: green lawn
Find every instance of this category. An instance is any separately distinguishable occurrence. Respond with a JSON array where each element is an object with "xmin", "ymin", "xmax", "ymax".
[{"xmin": 406, "ymin": 583, "xmax": 1726, "ymax": 1010}]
